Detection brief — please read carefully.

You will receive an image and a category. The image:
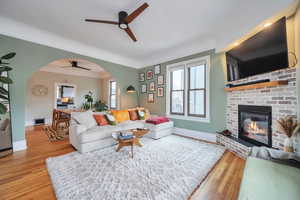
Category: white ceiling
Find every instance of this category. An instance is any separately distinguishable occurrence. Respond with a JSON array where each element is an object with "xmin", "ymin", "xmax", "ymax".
[
  {"xmin": 40, "ymin": 58, "xmax": 111, "ymax": 79},
  {"xmin": 0, "ymin": 0, "xmax": 297, "ymax": 68}
]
